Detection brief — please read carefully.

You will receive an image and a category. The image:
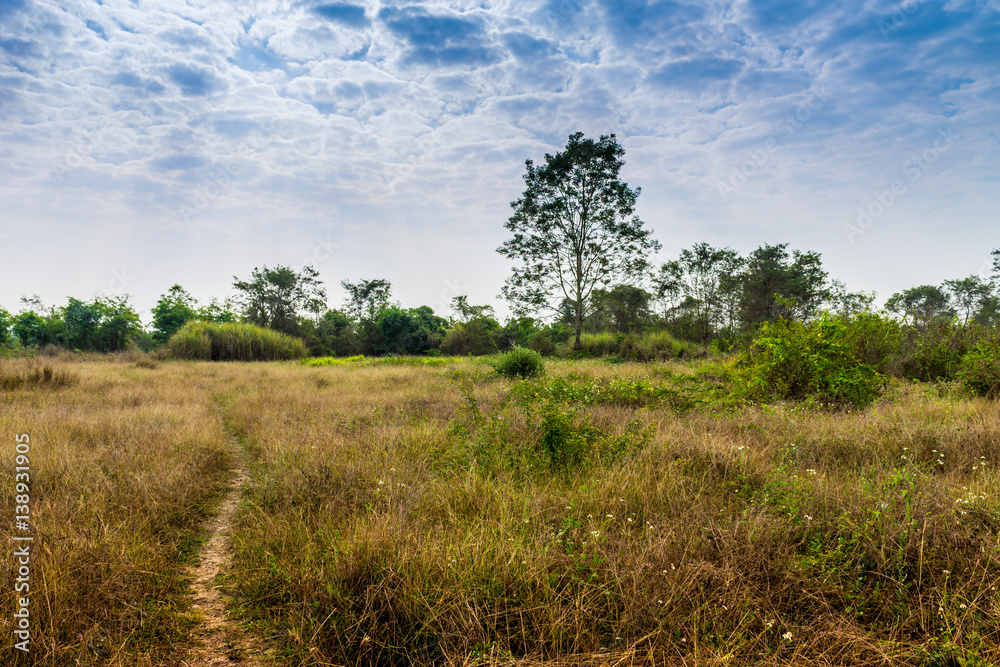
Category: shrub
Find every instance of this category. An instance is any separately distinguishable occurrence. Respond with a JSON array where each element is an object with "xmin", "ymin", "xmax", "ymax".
[
  {"xmin": 167, "ymin": 321, "xmax": 306, "ymax": 361},
  {"xmin": 896, "ymin": 320, "xmax": 976, "ymax": 382},
  {"xmin": 960, "ymin": 336, "xmax": 1000, "ymax": 397},
  {"xmin": 735, "ymin": 314, "xmax": 887, "ymax": 408},
  {"xmin": 527, "ymin": 330, "xmax": 556, "ymax": 356},
  {"xmin": 440, "ymin": 321, "xmax": 498, "ymax": 355},
  {"xmin": 490, "ymin": 346, "xmax": 545, "ymax": 379}
]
